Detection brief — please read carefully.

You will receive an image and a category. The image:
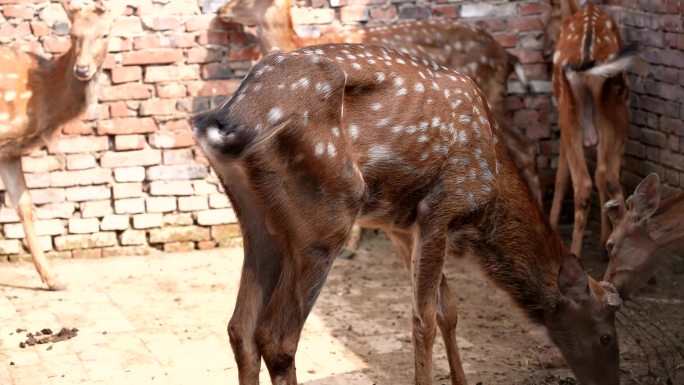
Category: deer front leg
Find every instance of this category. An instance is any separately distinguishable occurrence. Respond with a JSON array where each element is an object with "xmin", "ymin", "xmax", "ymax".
[
  {"xmin": 562, "ymin": 130, "xmax": 592, "ymax": 258},
  {"xmin": 550, "ymin": 141, "xmax": 569, "ymax": 230},
  {"xmin": 388, "ymin": 230, "xmax": 467, "ymax": 385},
  {"xmin": 0, "ymin": 157, "xmax": 64, "ymax": 290}
]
